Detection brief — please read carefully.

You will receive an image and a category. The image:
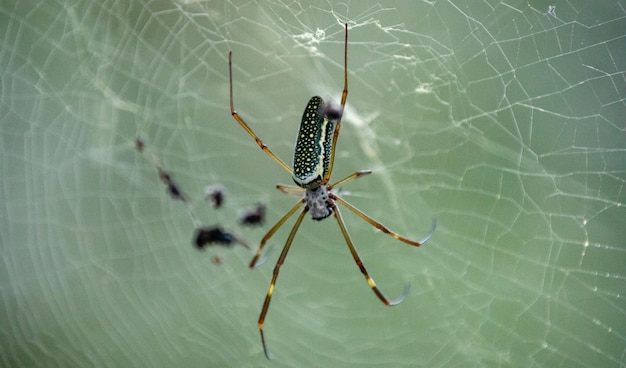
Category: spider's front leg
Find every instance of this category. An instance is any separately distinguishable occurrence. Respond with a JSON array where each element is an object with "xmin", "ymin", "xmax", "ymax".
[{"xmin": 228, "ymin": 51, "xmax": 292, "ymax": 175}]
